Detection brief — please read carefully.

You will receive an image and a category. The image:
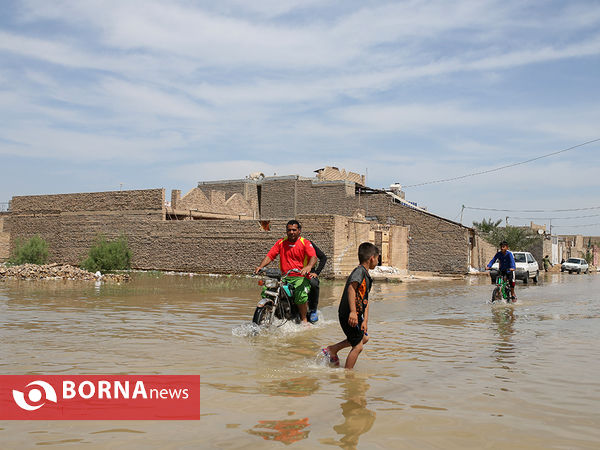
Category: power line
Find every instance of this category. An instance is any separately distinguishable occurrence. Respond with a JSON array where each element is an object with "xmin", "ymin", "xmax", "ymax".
[
  {"xmin": 465, "ymin": 205, "xmax": 600, "ymax": 213},
  {"xmin": 552, "ymin": 223, "xmax": 600, "ymax": 228},
  {"xmin": 404, "ymin": 137, "xmax": 600, "ymax": 188},
  {"xmin": 508, "ymin": 213, "xmax": 600, "ymax": 221}
]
